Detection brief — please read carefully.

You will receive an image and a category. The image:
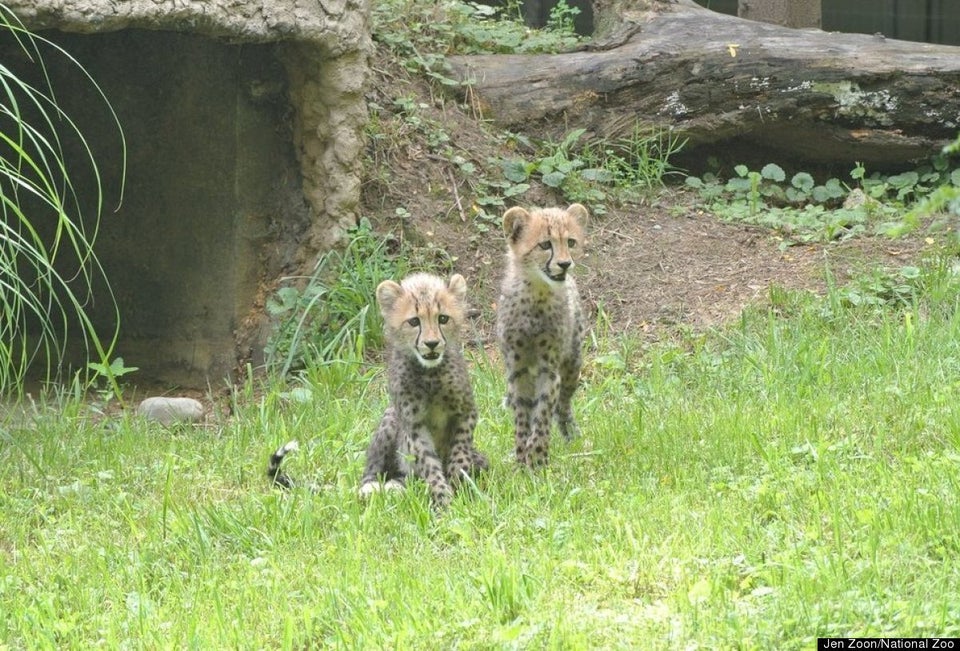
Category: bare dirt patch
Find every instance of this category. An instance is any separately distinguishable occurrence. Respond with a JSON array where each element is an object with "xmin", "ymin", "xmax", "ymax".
[{"xmin": 577, "ymin": 201, "xmax": 930, "ymax": 336}]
